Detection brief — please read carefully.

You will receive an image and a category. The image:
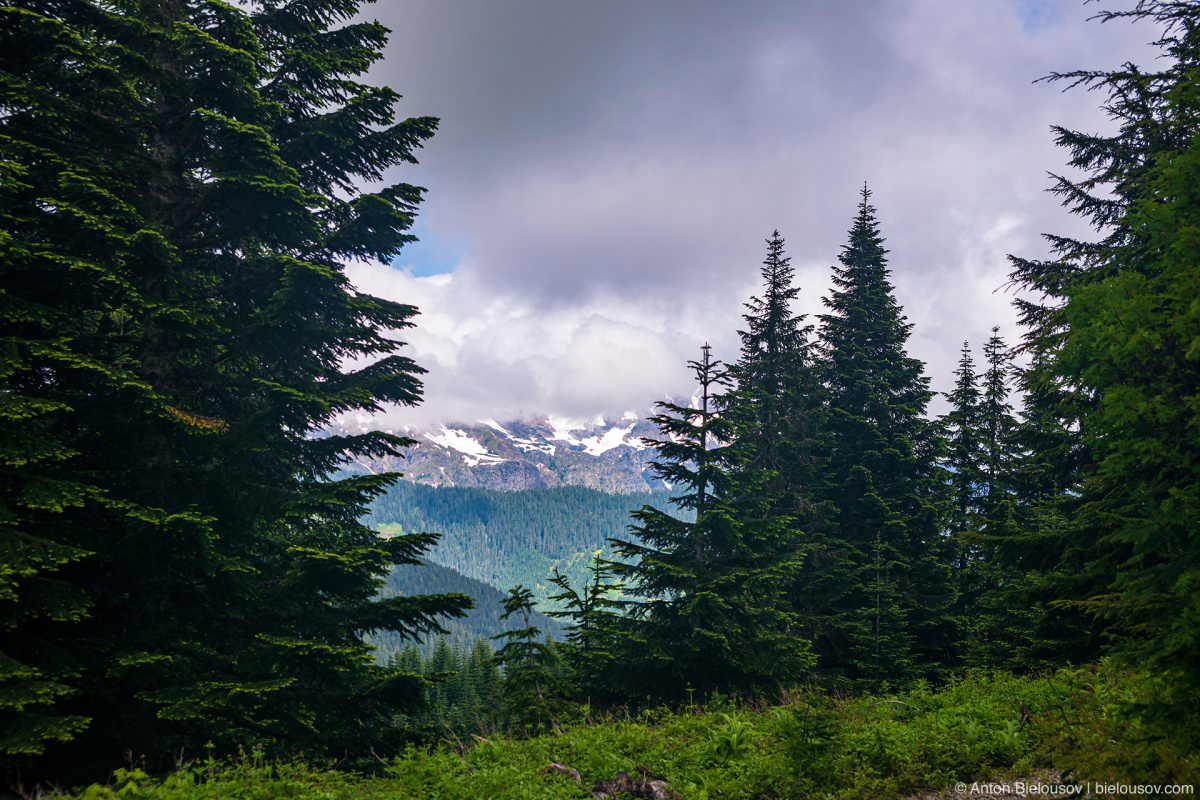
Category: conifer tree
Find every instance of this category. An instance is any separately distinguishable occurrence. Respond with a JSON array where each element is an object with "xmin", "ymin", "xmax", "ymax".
[
  {"xmin": 546, "ymin": 559, "xmax": 620, "ymax": 696},
  {"xmin": 943, "ymin": 344, "xmax": 984, "ymax": 531},
  {"xmin": 469, "ymin": 638, "xmax": 502, "ymax": 721},
  {"xmin": 942, "ymin": 342, "xmax": 986, "ymax": 619},
  {"xmin": 728, "ymin": 232, "xmax": 819, "ymax": 474},
  {"xmin": 816, "ymin": 186, "xmax": 956, "ymax": 680},
  {"xmin": 606, "ymin": 345, "xmax": 812, "ymax": 699},
  {"xmin": 491, "ymin": 587, "xmax": 568, "ymax": 733},
  {"xmin": 0, "ymin": 0, "xmax": 469, "ymax": 777},
  {"xmin": 978, "ymin": 328, "xmax": 1019, "ymax": 524},
  {"xmin": 944, "ymin": 331, "xmax": 1027, "ymax": 665},
  {"xmin": 724, "ymin": 232, "xmax": 832, "ymax": 662},
  {"xmin": 1007, "ymin": 0, "xmax": 1200, "ymax": 725},
  {"xmin": 0, "ymin": 0, "xmax": 148, "ymax": 764}
]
